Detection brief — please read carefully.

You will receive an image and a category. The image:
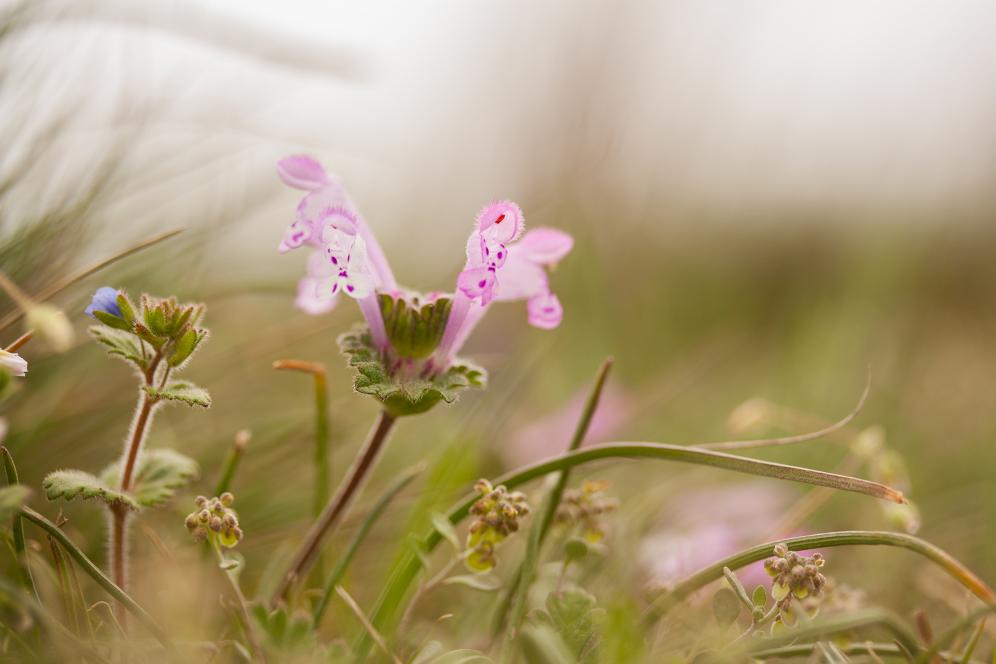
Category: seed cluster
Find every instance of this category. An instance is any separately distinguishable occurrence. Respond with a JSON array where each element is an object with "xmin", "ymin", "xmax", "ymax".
[
  {"xmin": 184, "ymin": 493, "xmax": 243, "ymax": 548},
  {"xmin": 764, "ymin": 543, "xmax": 826, "ymax": 629},
  {"xmin": 466, "ymin": 479, "xmax": 530, "ymax": 571},
  {"xmin": 553, "ymin": 479, "xmax": 619, "ymax": 542}
]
